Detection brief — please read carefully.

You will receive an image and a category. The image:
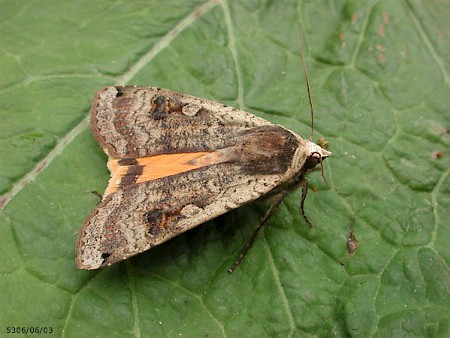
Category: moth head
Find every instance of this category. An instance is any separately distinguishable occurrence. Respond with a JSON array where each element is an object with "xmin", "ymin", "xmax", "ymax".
[{"xmin": 303, "ymin": 140, "xmax": 331, "ymax": 172}]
